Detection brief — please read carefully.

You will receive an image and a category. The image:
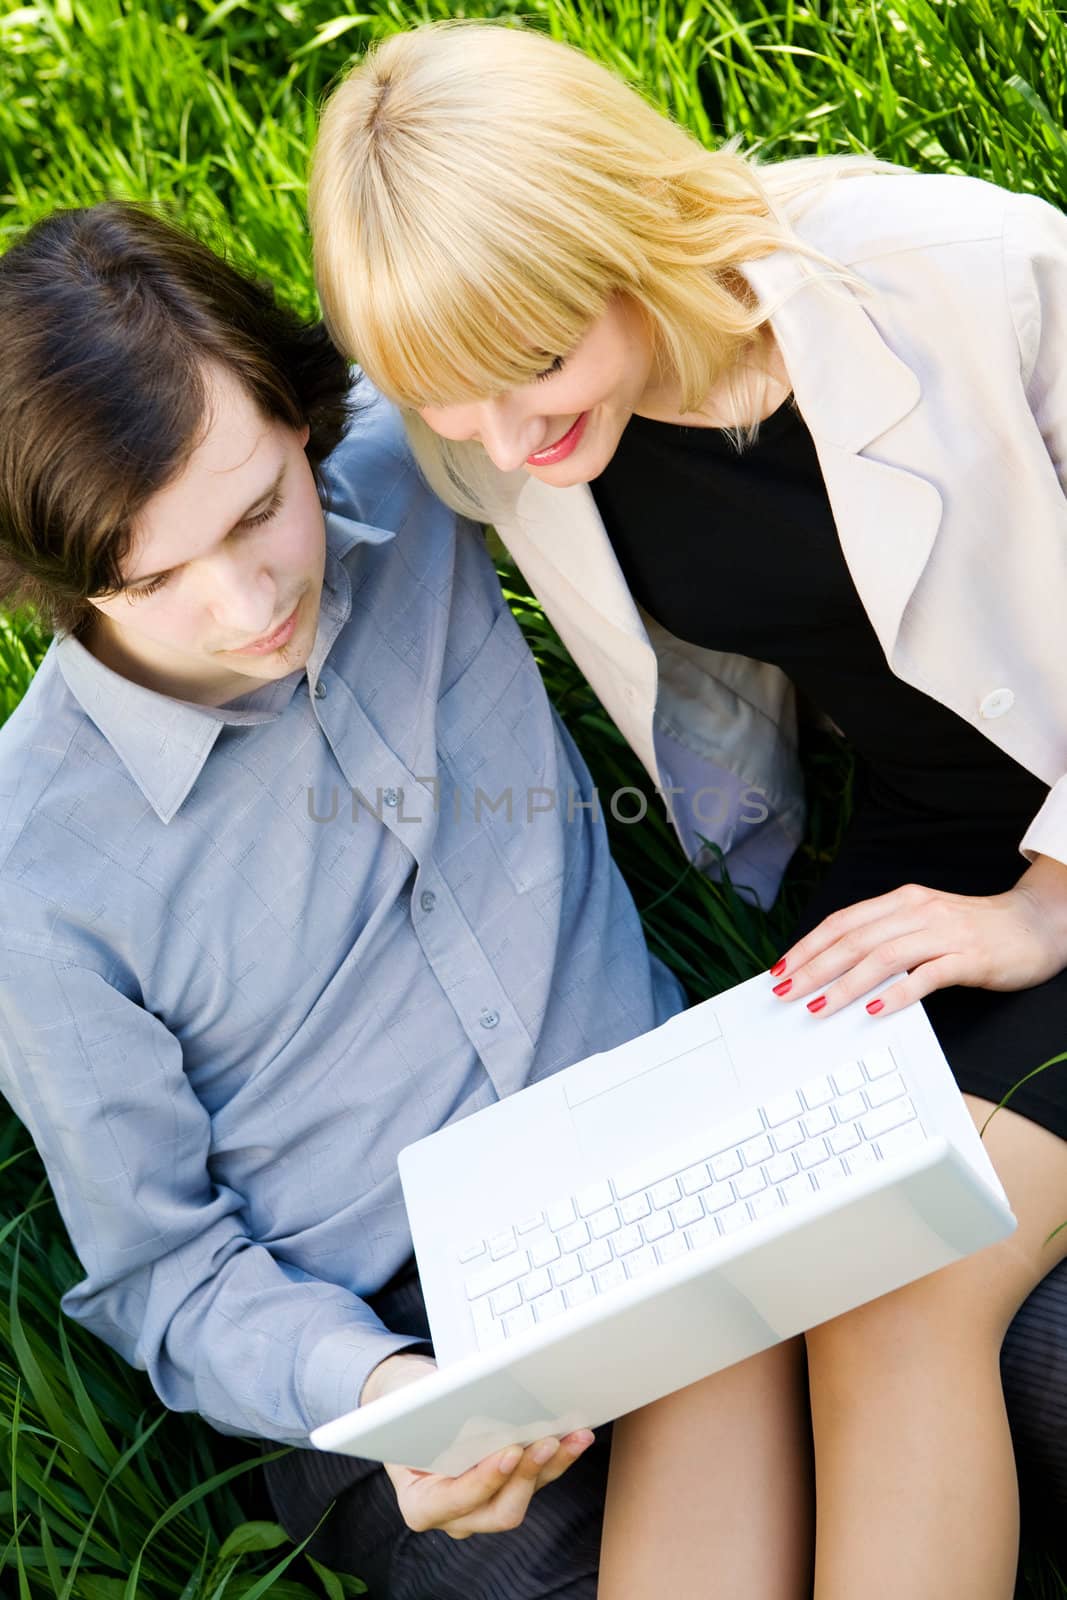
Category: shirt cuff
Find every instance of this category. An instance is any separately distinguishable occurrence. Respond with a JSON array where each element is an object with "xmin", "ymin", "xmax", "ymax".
[
  {"xmin": 301, "ymin": 1325, "xmax": 436, "ymax": 1437},
  {"xmin": 1018, "ymin": 773, "xmax": 1067, "ymax": 868}
]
